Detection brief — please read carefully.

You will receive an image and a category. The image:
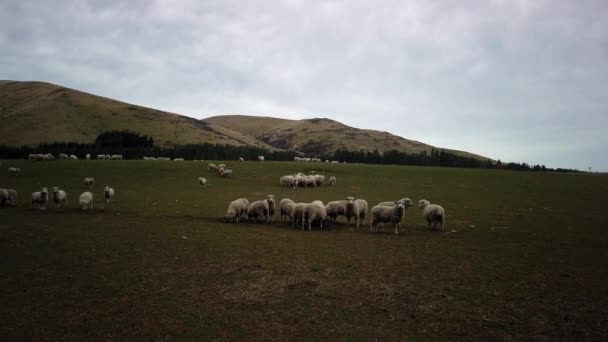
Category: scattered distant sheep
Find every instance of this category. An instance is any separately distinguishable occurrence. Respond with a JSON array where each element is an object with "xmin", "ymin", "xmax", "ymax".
[
  {"xmin": 345, "ymin": 197, "xmax": 368, "ymax": 227},
  {"xmin": 174, "ymin": 158, "xmax": 184, "ymax": 161},
  {"xmin": 266, "ymin": 195, "xmax": 276, "ymax": 222},
  {"xmin": 86, "ymin": 154, "xmax": 91, "ymax": 160},
  {"xmin": 371, "ymin": 201, "xmax": 408, "ymax": 234},
  {"xmin": 258, "ymin": 156, "xmax": 265, "ymax": 162},
  {"xmin": 328, "ymin": 176, "xmax": 336, "ymax": 186},
  {"xmin": 84, "ymin": 177, "xmax": 95, "ymax": 189},
  {"xmin": 198, "ymin": 177, "xmax": 207, "ymax": 188},
  {"xmin": 8, "ymin": 167, "xmax": 20, "ymax": 176},
  {"xmin": 97, "ymin": 154, "xmax": 106, "ymax": 160},
  {"xmin": 51, "ymin": 187, "xmax": 67, "ymax": 208},
  {"xmin": 325, "ymin": 200, "xmax": 346, "ymax": 222},
  {"xmin": 104, "ymin": 186, "xmax": 115, "ymax": 204},
  {"xmin": 31, "ymin": 187, "xmax": 49, "ymax": 211},
  {"xmin": 418, "ymin": 199, "xmax": 446, "ymax": 231},
  {"xmin": 239, "ymin": 157, "xmax": 244, "ymax": 162},
  {"xmin": 208, "ymin": 163, "xmax": 218, "ymax": 172},
  {"xmin": 111, "ymin": 155, "xmax": 123, "ymax": 160},
  {"xmin": 79, "ymin": 191, "xmax": 93, "ymax": 210},
  {"xmin": 279, "ymin": 198, "xmax": 295, "ymax": 222},
  {"xmin": 303, "ymin": 200, "xmax": 327, "ymax": 231},
  {"xmin": 59, "ymin": 153, "xmax": 69, "ymax": 160},
  {"xmin": 247, "ymin": 200, "xmax": 270, "ymax": 223},
  {"xmin": 70, "ymin": 154, "xmax": 78, "ymax": 160},
  {"xmin": 224, "ymin": 198, "xmax": 249, "ymax": 223}
]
